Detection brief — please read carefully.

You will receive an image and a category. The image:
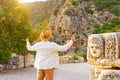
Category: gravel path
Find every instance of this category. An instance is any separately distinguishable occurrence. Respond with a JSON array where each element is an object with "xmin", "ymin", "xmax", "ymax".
[{"xmin": 0, "ymin": 63, "xmax": 91, "ymax": 80}]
